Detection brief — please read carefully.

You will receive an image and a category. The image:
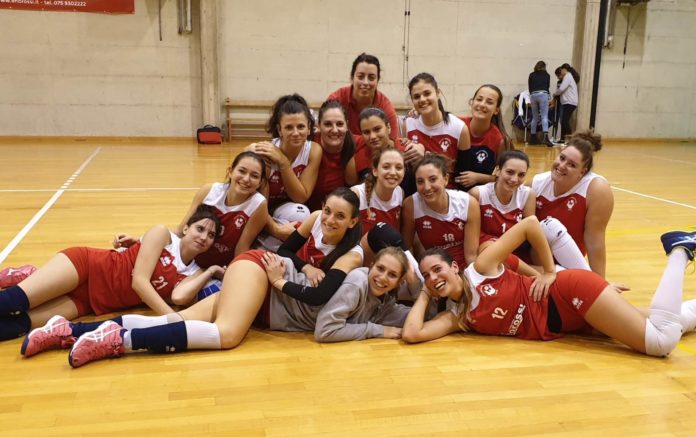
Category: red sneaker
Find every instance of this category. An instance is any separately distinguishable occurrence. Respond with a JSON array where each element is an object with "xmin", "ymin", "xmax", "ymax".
[
  {"xmin": 68, "ymin": 321, "xmax": 125, "ymax": 368},
  {"xmin": 0, "ymin": 265, "xmax": 37, "ymax": 289},
  {"xmin": 21, "ymin": 315, "xmax": 75, "ymax": 357}
]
